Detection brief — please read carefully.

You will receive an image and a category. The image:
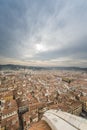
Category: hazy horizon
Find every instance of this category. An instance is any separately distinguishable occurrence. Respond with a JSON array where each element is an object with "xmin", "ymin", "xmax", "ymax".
[{"xmin": 0, "ymin": 0, "xmax": 87, "ymax": 67}]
